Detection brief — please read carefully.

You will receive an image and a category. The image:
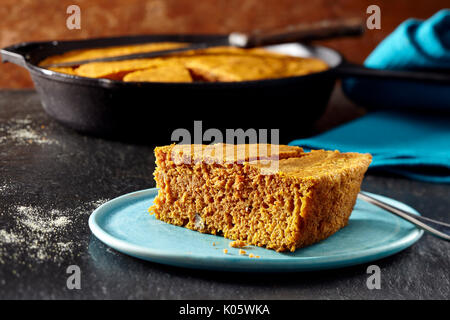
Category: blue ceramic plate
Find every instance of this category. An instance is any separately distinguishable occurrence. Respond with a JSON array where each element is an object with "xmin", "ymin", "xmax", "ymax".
[{"xmin": 89, "ymin": 188, "xmax": 423, "ymax": 272}]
